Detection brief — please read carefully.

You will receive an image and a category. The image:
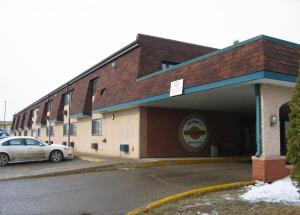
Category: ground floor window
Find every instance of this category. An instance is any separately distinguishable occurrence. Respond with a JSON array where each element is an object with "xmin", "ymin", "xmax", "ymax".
[
  {"xmin": 92, "ymin": 119, "xmax": 102, "ymax": 136},
  {"xmin": 63, "ymin": 123, "xmax": 77, "ymax": 136},
  {"xmin": 46, "ymin": 126, "xmax": 54, "ymax": 136},
  {"xmin": 70, "ymin": 123, "xmax": 77, "ymax": 136},
  {"xmin": 31, "ymin": 128, "xmax": 38, "ymax": 137},
  {"xmin": 63, "ymin": 124, "xmax": 68, "ymax": 136}
]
